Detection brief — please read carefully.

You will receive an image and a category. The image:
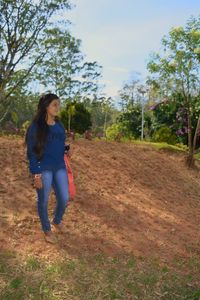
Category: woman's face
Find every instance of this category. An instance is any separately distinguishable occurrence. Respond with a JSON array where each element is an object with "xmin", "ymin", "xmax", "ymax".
[{"xmin": 46, "ymin": 99, "xmax": 60, "ymax": 117}]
